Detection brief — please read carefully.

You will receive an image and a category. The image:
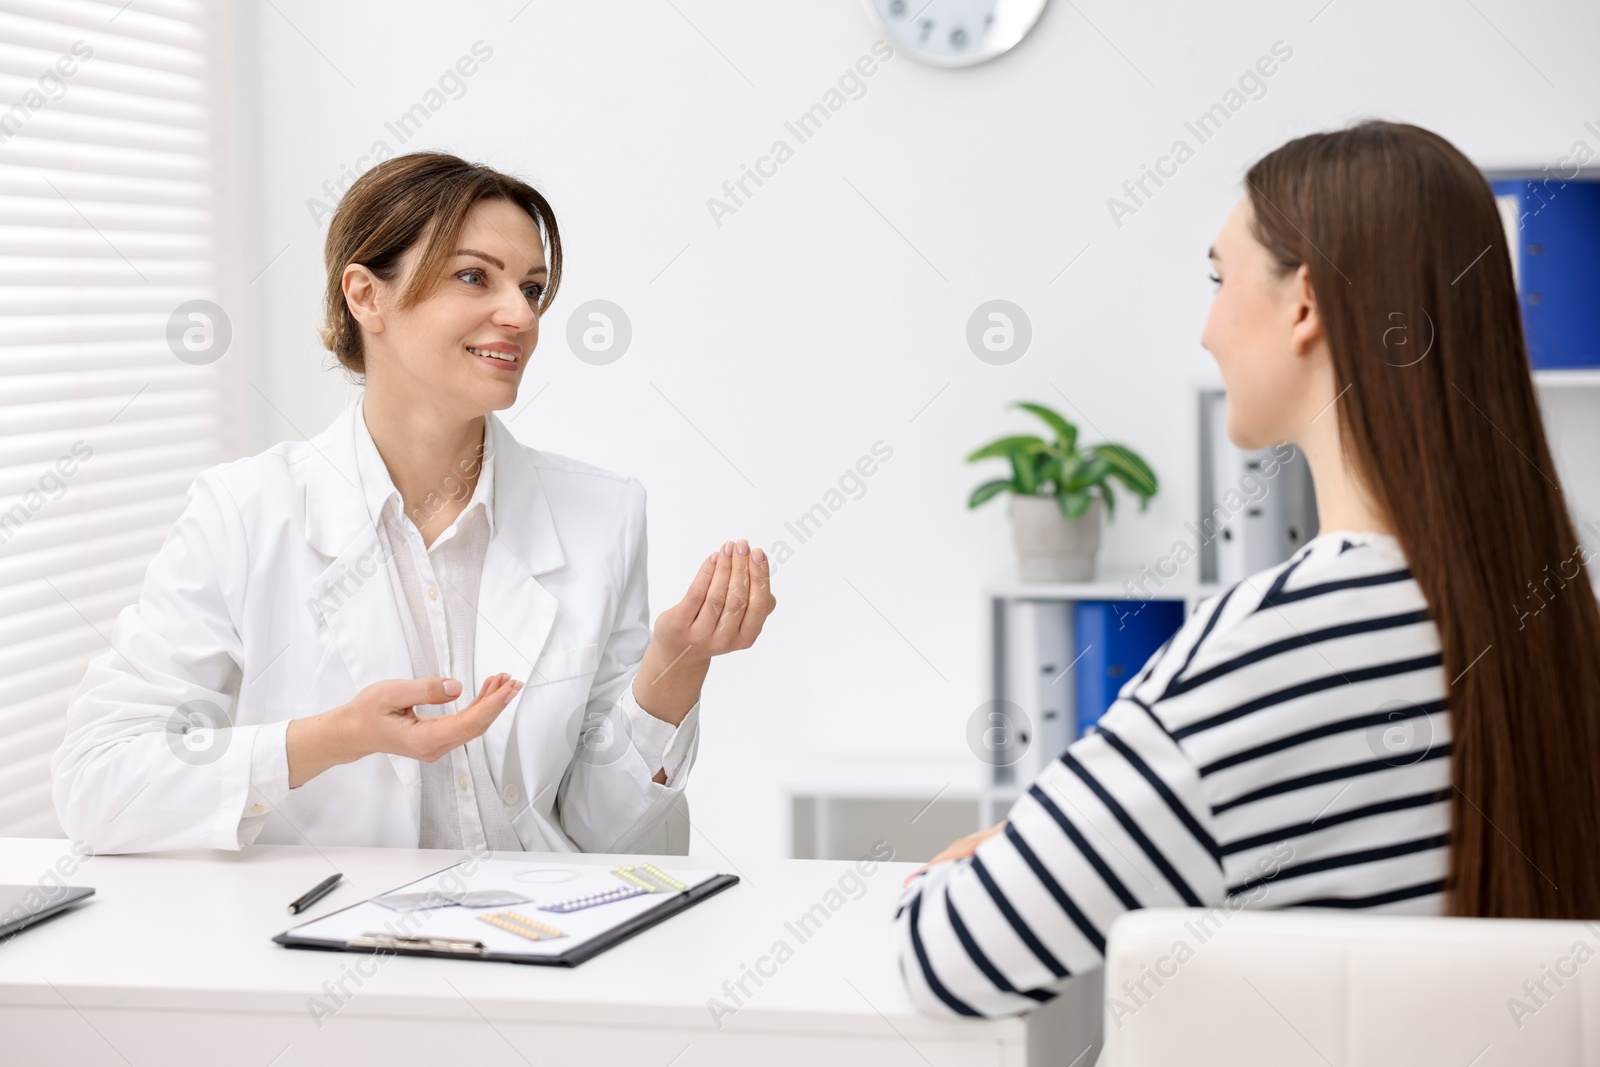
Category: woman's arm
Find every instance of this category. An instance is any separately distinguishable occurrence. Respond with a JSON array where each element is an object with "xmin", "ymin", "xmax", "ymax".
[
  {"xmin": 555, "ymin": 482, "xmax": 774, "ymax": 851},
  {"xmin": 893, "ymin": 694, "xmax": 1228, "ymax": 1018},
  {"xmin": 892, "ymin": 590, "xmax": 1241, "ymax": 1018},
  {"xmin": 52, "ymin": 473, "xmax": 285, "ymax": 854},
  {"xmin": 629, "ymin": 538, "xmax": 775, "ymax": 784}
]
